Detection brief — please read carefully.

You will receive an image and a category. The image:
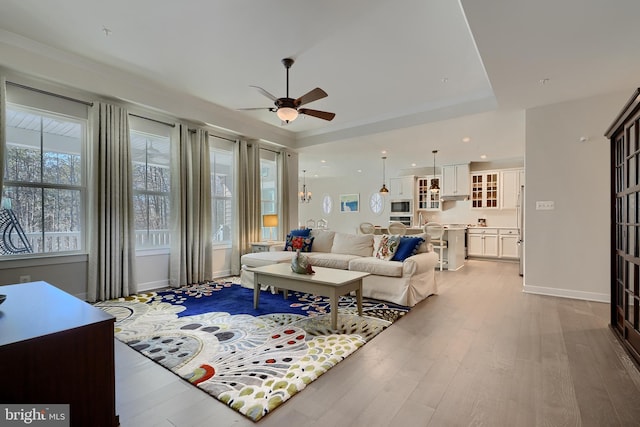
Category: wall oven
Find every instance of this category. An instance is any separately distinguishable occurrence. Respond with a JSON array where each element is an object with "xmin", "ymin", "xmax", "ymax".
[
  {"xmin": 389, "ymin": 216, "xmax": 412, "ymax": 227},
  {"xmin": 390, "ymin": 199, "xmax": 412, "ymax": 215}
]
